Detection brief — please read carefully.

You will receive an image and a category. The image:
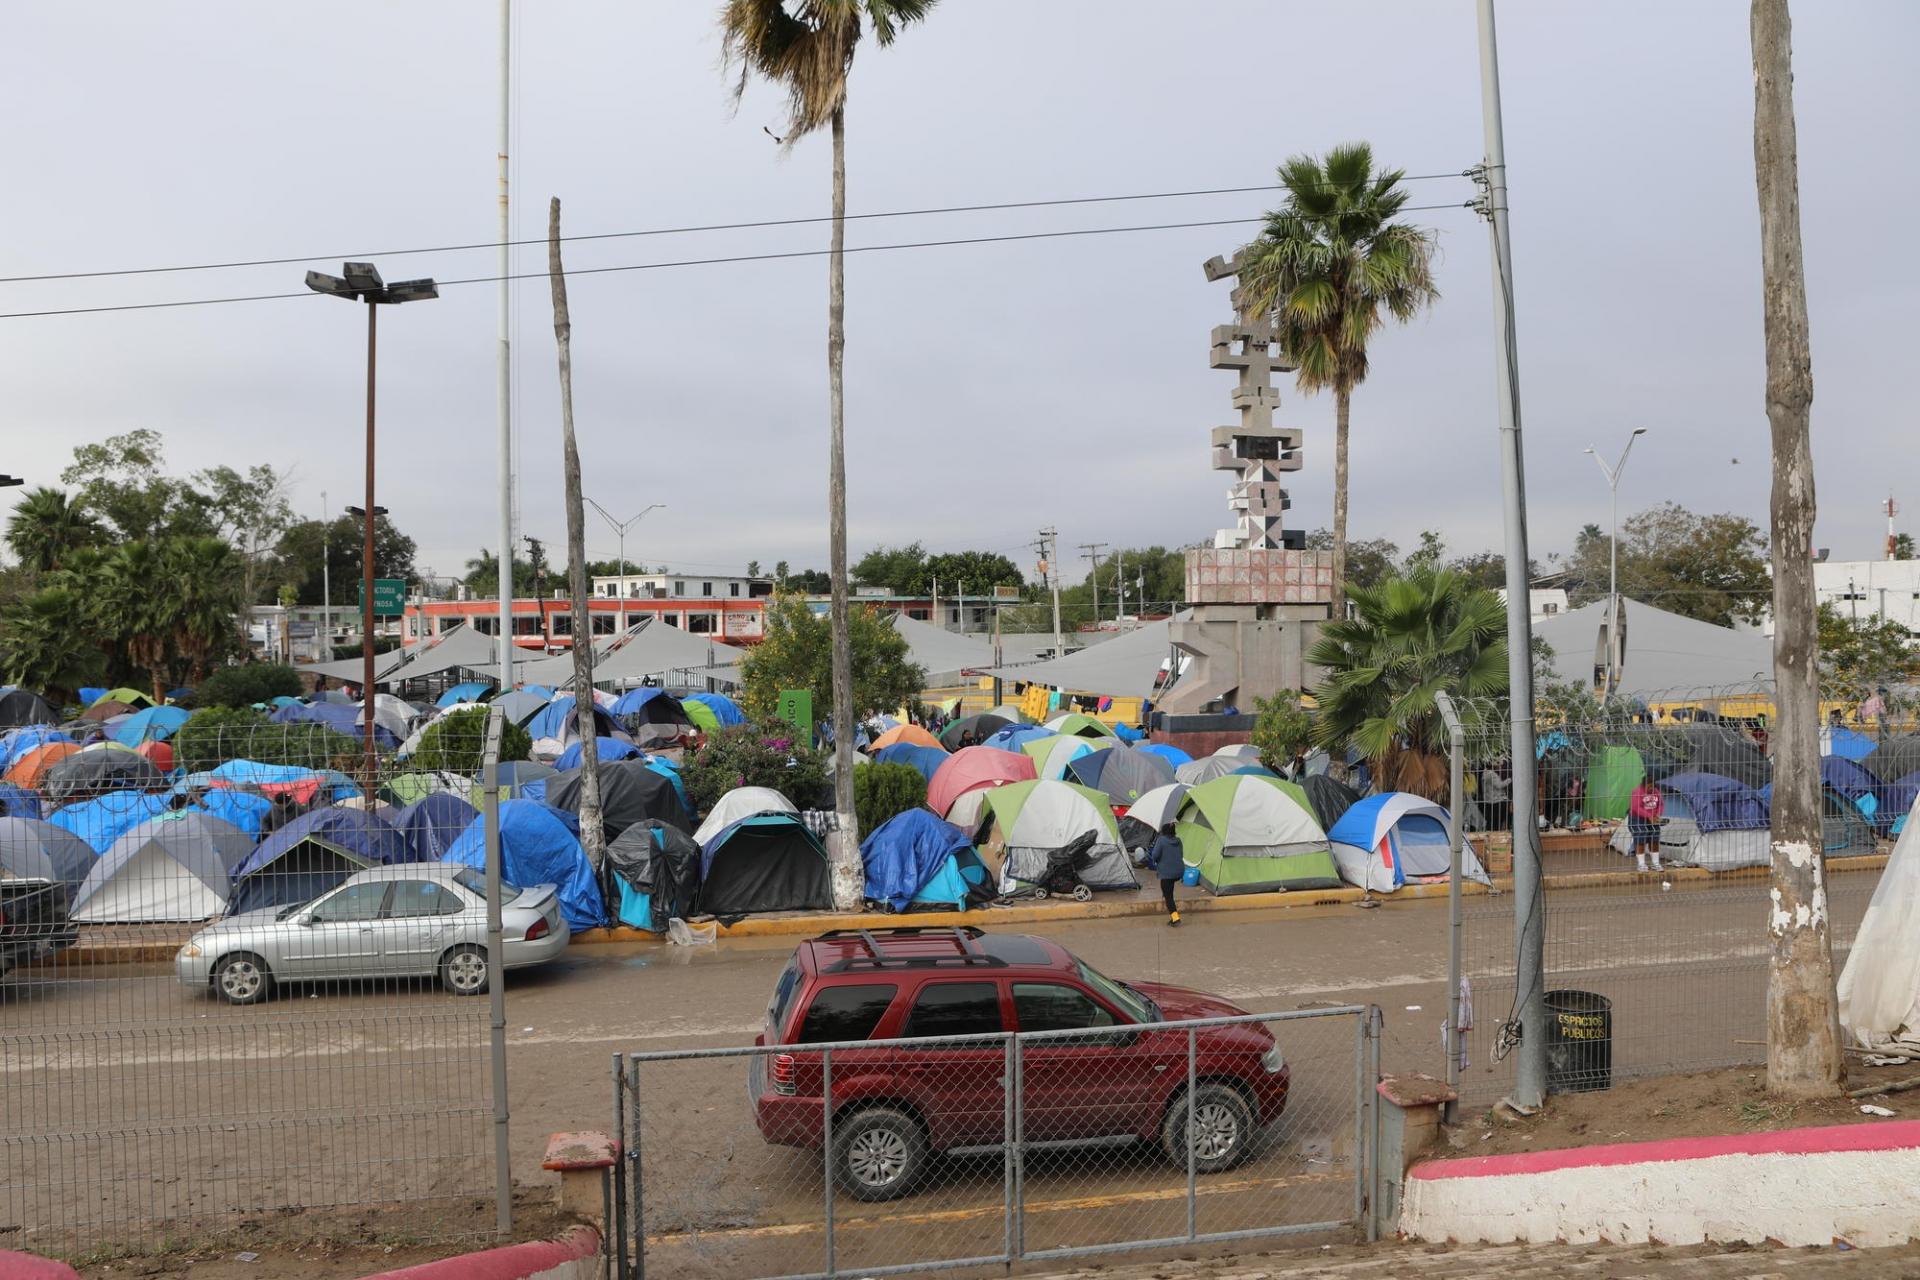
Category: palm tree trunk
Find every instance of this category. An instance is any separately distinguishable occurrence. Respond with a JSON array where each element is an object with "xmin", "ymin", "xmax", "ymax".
[
  {"xmin": 826, "ymin": 105, "xmax": 860, "ymax": 908},
  {"xmin": 1752, "ymin": 0, "xmax": 1840, "ymax": 1097},
  {"xmin": 1330, "ymin": 386, "xmax": 1351, "ymax": 608}
]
